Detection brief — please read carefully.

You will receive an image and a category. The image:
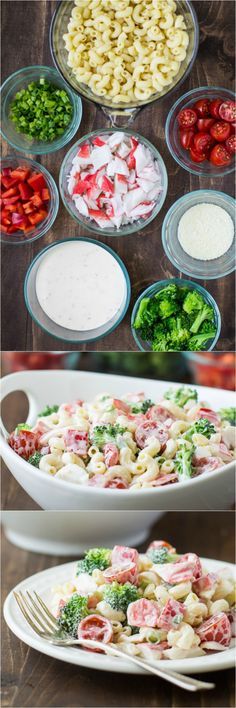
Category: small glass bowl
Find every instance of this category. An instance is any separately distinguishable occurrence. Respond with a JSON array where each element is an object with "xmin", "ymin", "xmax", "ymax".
[
  {"xmin": 59, "ymin": 129, "xmax": 168, "ymax": 236},
  {"xmin": 24, "ymin": 238, "xmax": 131, "ymax": 343},
  {"xmin": 183, "ymin": 352, "xmax": 236, "ymax": 390},
  {"xmin": 1, "ymin": 65, "xmax": 82, "ymax": 154},
  {"xmin": 131, "ymin": 278, "xmax": 221, "ymax": 352},
  {"xmin": 162, "ymin": 190, "xmax": 235, "ymax": 279},
  {"xmin": 165, "ymin": 86, "xmax": 235, "ymax": 177},
  {"xmin": 1, "ymin": 156, "xmax": 59, "ymax": 245}
]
